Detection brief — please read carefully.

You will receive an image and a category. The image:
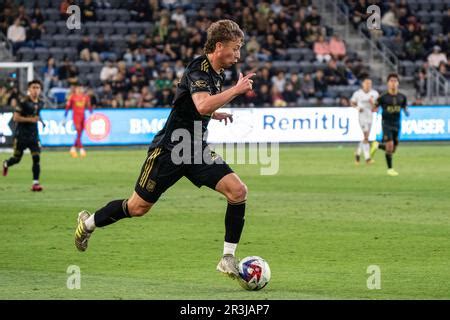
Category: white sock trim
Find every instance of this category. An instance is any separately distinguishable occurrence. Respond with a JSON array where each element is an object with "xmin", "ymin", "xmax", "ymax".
[
  {"xmin": 85, "ymin": 214, "xmax": 96, "ymax": 232},
  {"xmin": 223, "ymin": 242, "xmax": 237, "ymax": 256},
  {"xmin": 363, "ymin": 142, "xmax": 370, "ymax": 160}
]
